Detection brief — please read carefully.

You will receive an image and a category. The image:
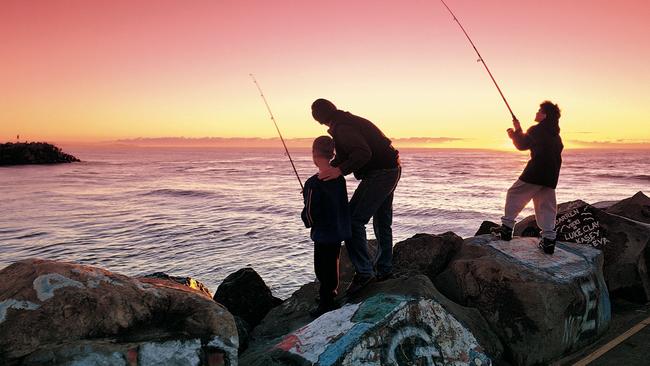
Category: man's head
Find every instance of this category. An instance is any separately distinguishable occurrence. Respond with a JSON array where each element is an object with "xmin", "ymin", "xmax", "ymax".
[
  {"xmin": 311, "ymin": 99, "xmax": 337, "ymax": 125},
  {"xmin": 312, "ymin": 135, "xmax": 334, "ymax": 168}
]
